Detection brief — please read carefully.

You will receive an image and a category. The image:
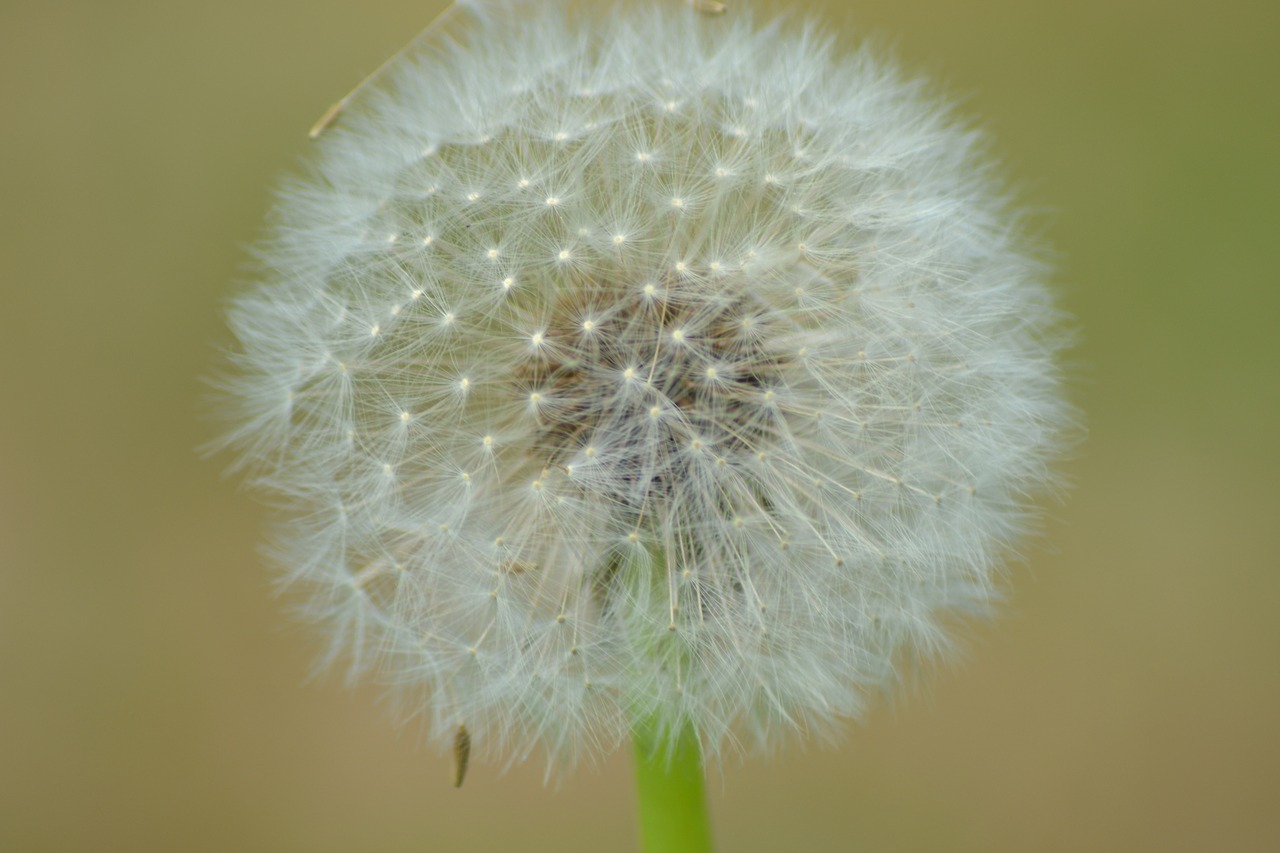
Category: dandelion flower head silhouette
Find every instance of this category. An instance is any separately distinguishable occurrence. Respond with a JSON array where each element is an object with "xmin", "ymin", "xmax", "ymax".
[{"xmin": 216, "ymin": 0, "xmax": 1070, "ymax": 770}]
